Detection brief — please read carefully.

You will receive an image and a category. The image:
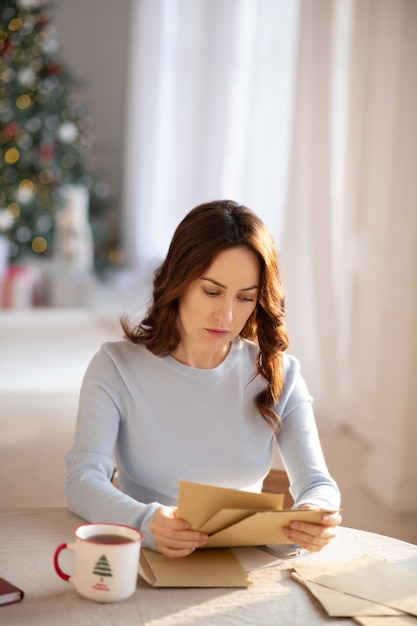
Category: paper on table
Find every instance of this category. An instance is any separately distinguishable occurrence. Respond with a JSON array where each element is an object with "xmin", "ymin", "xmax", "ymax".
[
  {"xmin": 291, "ymin": 567, "xmax": 404, "ymax": 617},
  {"xmin": 139, "ymin": 545, "xmax": 291, "ymax": 588},
  {"xmin": 232, "ymin": 547, "xmax": 285, "ymax": 572},
  {"xmin": 309, "ymin": 555, "xmax": 417, "ymax": 617},
  {"xmin": 138, "ymin": 547, "xmax": 250, "ymax": 588},
  {"xmin": 354, "ymin": 617, "xmax": 417, "ymax": 625}
]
